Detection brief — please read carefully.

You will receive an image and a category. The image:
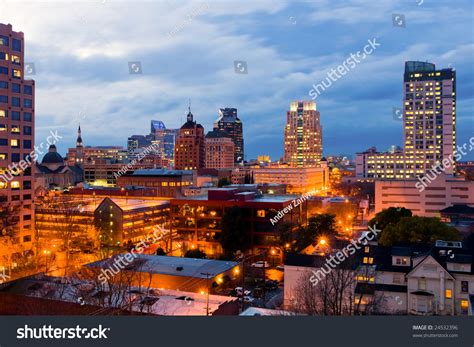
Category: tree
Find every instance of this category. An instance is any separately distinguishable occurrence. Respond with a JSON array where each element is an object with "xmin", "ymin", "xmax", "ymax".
[
  {"xmin": 291, "ymin": 264, "xmax": 355, "ymax": 316},
  {"xmin": 379, "ymin": 216, "xmax": 460, "ymax": 246},
  {"xmin": 217, "ymin": 177, "xmax": 230, "ymax": 187},
  {"xmin": 184, "ymin": 249, "xmax": 206, "ymax": 259},
  {"xmin": 369, "ymin": 207, "xmax": 412, "ymax": 231},
  {"xmin": 217, "ymin": 206, "xmax": 251, "ymax": 257},
  {"xmin": 155, "ymin": 248, "xmax": 166, "ymax": 256},
  {"xmin": 0, "ymin": 199, "xmax": 21, "ymax": 272},
  {"xmin": 294, "ymin": 214, "xmax": 337, "ymax": 251},
  {"xmin": 272, "ymin": 221, "xmax": 293, "ymax": 252}
]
